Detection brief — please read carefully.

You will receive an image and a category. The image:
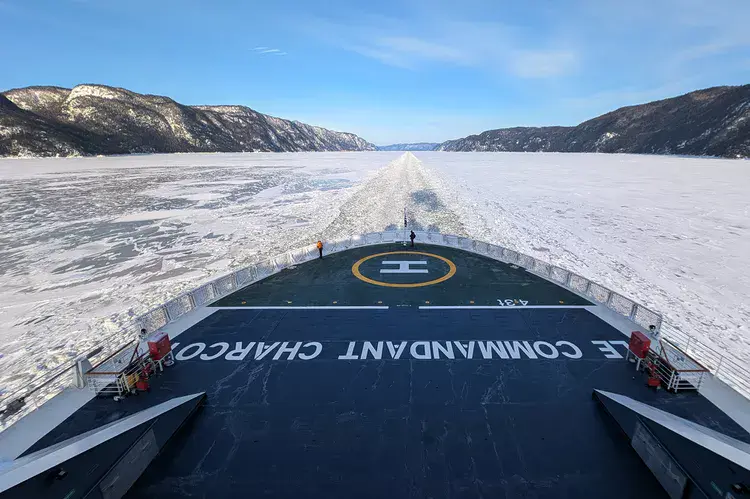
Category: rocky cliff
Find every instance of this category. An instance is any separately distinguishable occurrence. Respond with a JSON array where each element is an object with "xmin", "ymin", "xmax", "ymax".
[{"xmin": 1, "ymin": 84, "xmax": 375, "ymax": 157}]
